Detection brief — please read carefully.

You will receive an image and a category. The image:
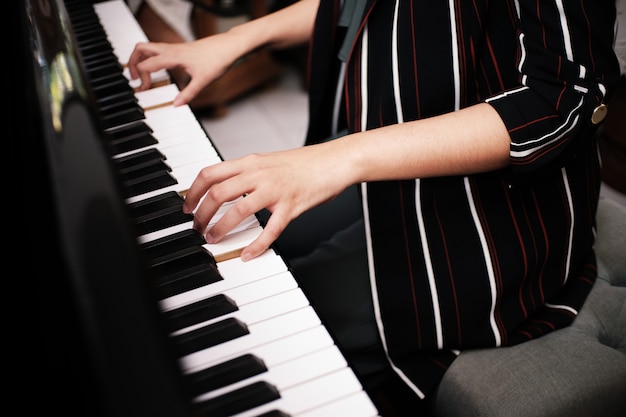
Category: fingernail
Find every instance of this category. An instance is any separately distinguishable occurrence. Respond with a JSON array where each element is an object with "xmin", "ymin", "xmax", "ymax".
[
  {"xmin": 204, "ymin": 231, "xmax": 216, "ymax": 244},
  {"xmin": 240, "ymin": 251, "xmax": 252, "ymax": 262}
]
